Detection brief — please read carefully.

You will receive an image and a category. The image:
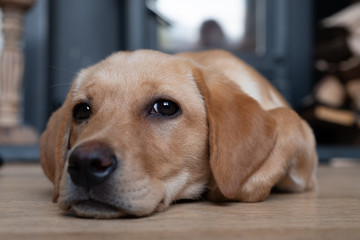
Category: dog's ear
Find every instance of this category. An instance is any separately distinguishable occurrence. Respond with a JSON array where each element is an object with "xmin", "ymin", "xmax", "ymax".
[
  {"xmin": 40, "ymin": 93, "xmax": 73, "ymax": 202},
  {"xmin": 193, "ymin": 68, "xmax": 277, "ymax": 199}
]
